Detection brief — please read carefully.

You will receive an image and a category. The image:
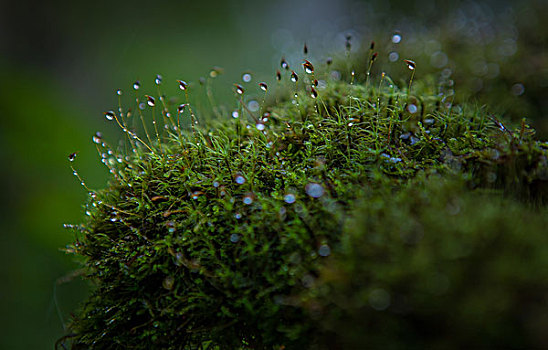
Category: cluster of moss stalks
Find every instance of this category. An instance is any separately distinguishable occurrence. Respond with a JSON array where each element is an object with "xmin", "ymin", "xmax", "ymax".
[{"xmin": 62, "ymin": 55, "xmax": 548, "ymax": 349}]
